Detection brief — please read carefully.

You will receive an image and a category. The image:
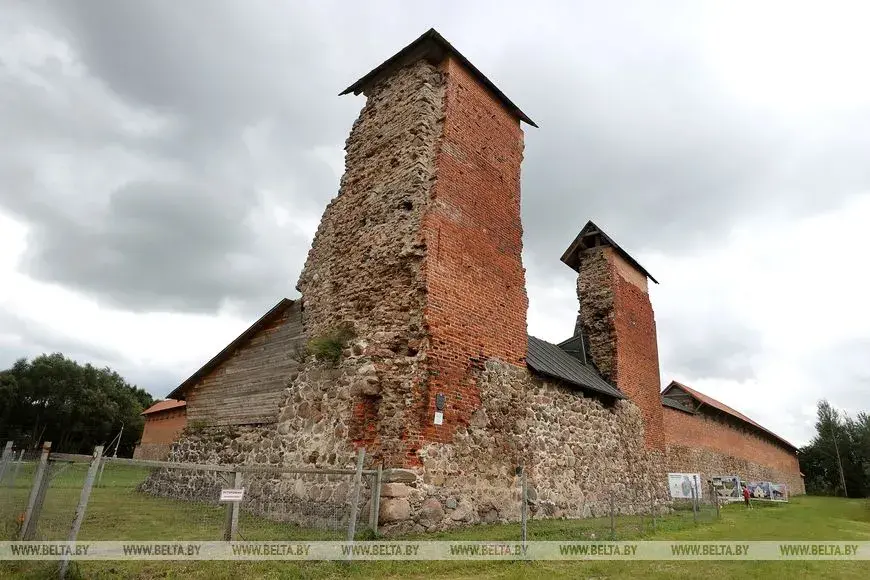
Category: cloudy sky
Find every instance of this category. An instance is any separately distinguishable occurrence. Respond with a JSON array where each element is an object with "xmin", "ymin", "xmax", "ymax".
[{"xmin": 2, "ymin": 0, "xmax": 868, "ymax": 446}]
